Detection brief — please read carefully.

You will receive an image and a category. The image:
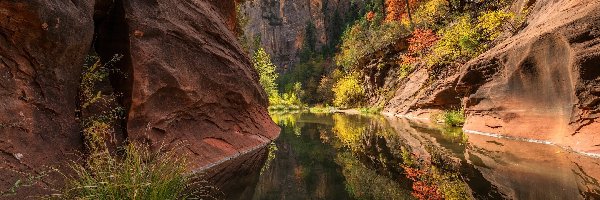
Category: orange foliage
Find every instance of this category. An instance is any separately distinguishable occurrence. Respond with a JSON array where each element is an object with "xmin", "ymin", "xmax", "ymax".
[
  {"xmin": 400, "ymin": 54, "xmax": 417, "ymax": 65},
  {"xmin": 407, "ymin": 28, "xmax": 438, "ymax": 55},
  {"xmin": 403, "ymin": 166, "xmax": 443, "ymax": 200},
  {"xmin": 385, "ymin": 0, "xmax": 421, "ymax": 22},
  {"xmin": 366, "ymin": 11, "xmax": 376, "ymax": 21},
  {"xmin": 401, "ymin": 29, "xmax": 437, "ymax": 65},
  {"xmin": 412, "ymin": 181, "xmax": 443, "ymax": 200}
]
